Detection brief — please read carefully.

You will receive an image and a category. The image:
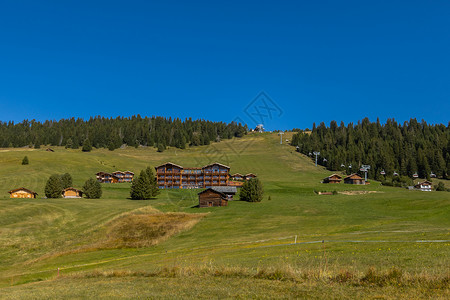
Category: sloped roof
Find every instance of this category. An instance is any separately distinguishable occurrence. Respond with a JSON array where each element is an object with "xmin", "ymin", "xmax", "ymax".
[
  {"xmin": 326, "ymin": 174, "xmax": 342, "ymax": 179},
  {"xmin": 415, "ymin": 180, "xmax": 432, "ymax": 187},
  {"xmin": 210, "ymin": 186, "xmax": 237, "ymax": 194},
  {"xmin": 8, "ymin": 187, "xmax": 38, "ymax": 195},
  {"xmin": 154, "ymin": 162, "xmax": 184, "ymax": 169},
  {"xmin": 62, "ymin": 187, "xmax": 83, "ymax": 192},
  {"xmin": 198, "ymin": 188, "xmax": 226, "ymax": 197},
  {"xmin": 344, "ymin": 173, "xmax": 363, "ymax": 180},
  {"xmin": 202, "ymin": 162, "xmax": 230, "ymax": 169},
  {"xmin": 245, "ymin": 173, "xmax": 257, "ymax": 177}
]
